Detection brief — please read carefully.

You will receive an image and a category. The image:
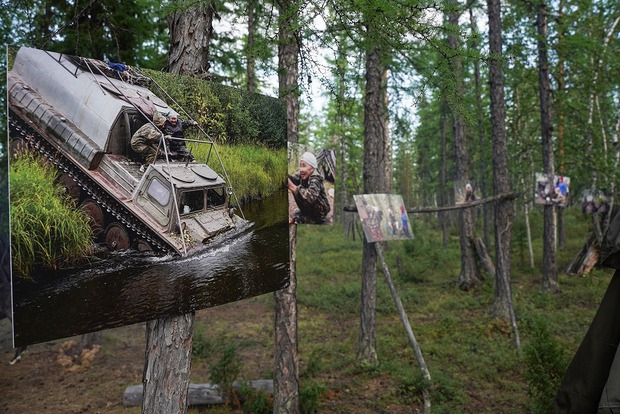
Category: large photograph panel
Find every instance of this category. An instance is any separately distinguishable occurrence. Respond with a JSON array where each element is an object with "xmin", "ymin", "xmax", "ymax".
[{"xmin": 8, "ymin": 47, "xmax": 289, "ymax": 347}]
